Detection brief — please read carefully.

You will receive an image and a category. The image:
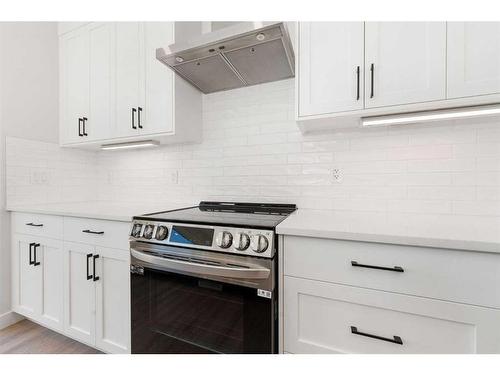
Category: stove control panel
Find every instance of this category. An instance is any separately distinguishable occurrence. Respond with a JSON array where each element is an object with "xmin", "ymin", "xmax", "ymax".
[{"xmin": 129, "ymin": 220, "xmax": 275, "ymax": 258}]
